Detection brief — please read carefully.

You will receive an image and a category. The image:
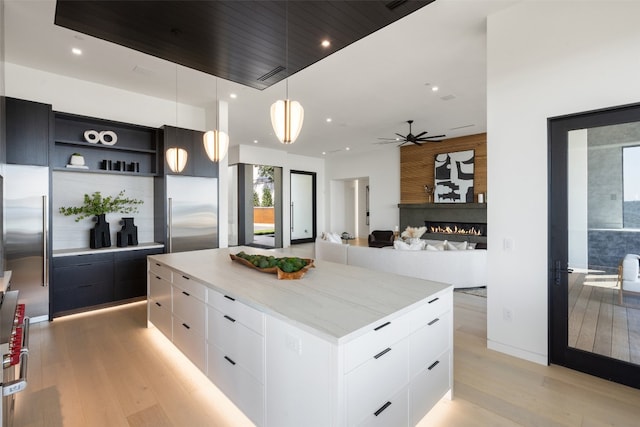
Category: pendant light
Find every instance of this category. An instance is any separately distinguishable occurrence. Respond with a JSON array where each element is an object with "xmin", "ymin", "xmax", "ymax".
[
  {"xmin": 167, "ymin": 63, "xmax": 188, "ymax": 173},
  {"xmin": 204, "ymin": 78, "xmax": 229, "ymax": 162},
  {"xmin": 270, "ymin": 1, "xmax": 304, "ymax": 144}
]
